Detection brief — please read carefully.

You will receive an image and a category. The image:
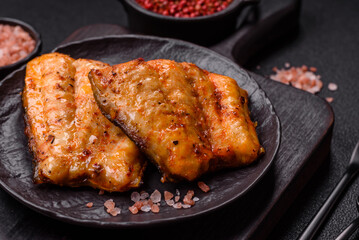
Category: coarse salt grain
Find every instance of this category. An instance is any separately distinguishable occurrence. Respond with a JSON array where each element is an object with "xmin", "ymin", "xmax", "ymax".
[
  {"xmin": 151, "ymin": 204, "xmax": 160, "ymax": 213},
  {"xmin": 133, "ymin": 201, "xmax": 144, "ymax": 209},
  {"xmin": 175, "ymin": 196, "xmax": 180, "ymax": 202},
  {"xmin": 328, "ymin": 83, "xmax": 338, "ymax": 91},
  {"xmin": 129, "ymin": 205, "xmax": 139, "ymax": 214},
  {"xmin": 270, "ymin": 65, "xmax": 323, "ymax": 94},
  {"xmin": 176, "ymin": 189, "xmax": 180, "ymax": 196},
  {"xmin": 187, "ymin": 190, "xmax": 195, "ymax": 198},
  {"xmin": 284, "ymin": 62, "xmax": 290, "ymax": 68},
  {"xmin": 109, "ymin": 207, "xmax": 121, "ymax": 216},
  {"xmin": 164, "ymin": 191, "xmax": 174, "ymax": 201},
  {"xmin": 166, "ymin": 199, "xmax": 175, "ymax": 206},
  {"xmin": 182, "ymin": 204, "xmax": 191, "ymax": 209},
  {"xmin": 183, "ymin": 195, "xmax": 195, "ymax": 206},
  {"xmin": 86, "ymin": 202, "xmax": 93, "ymax": 208},
  {"xmin": 141, "ymin": 205, "xmax": 151, "ymax": 212},
  {"xmin": 325, "ymin": 97, "xmax": 334, "ymax": 103},
  {"xmin": 140, "ymin": 191, "xmax": 149, "ymax": 200},
  {"xmin": 198, "ymin": 181, "xmax": 210, "ymax": 193},
  {"xmin": 131, "ymin": 191, "xmax": 141, "ymax": 202},
  {"xmin": 98, "ymin": 189, "xmax": 104, "ymax": 195},
  {"xmin": 193, "ymin": 197, "xmax": 199, "ymax": 202},
  {"xmin": 173, "ymin": 202, "xmax": 182, "ymax": 209},
  {"xmin": 104, "ymin": 199, "xmax": 115, "ymax": 210},
  {"xmin": 150, "ymin": 189, "xmax": 161, "ymax": 203}
]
